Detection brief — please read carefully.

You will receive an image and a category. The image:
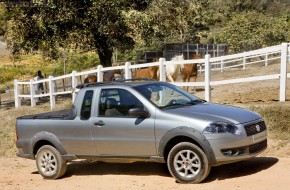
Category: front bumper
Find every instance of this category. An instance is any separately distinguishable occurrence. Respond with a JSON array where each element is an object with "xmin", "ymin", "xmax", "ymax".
[{"xmin": 205, "ymin": 120, "xmax": 267, "ymax": 166}]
